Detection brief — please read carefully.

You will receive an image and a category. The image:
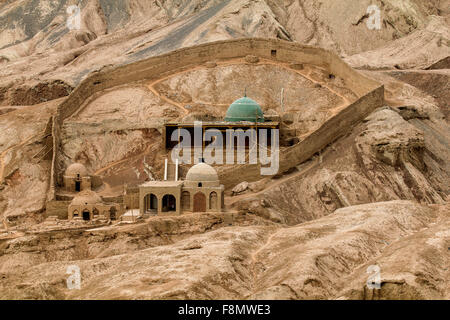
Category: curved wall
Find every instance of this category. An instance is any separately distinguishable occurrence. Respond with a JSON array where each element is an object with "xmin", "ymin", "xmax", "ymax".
[{"xmin": 48, "ymin": 38, "xmax": 383, "ymax": 199}]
